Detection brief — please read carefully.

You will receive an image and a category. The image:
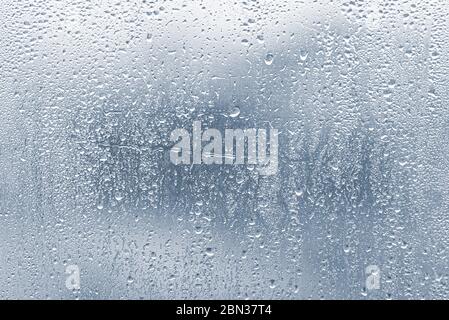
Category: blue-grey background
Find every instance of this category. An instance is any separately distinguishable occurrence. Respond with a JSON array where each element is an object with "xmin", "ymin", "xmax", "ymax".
[{"xmin": 1, "ymin": 0, "xmax": 448, "ymax": 299}]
